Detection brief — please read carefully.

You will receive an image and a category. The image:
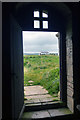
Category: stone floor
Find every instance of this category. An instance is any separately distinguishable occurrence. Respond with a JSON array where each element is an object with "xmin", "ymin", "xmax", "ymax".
[
  {"xmin": 22, "ymin": 108, "xmax": 72, "ymax": 119},
  {"xmin": 22, "ymin": 85, "xmax": 72, "ymax": 119}
]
